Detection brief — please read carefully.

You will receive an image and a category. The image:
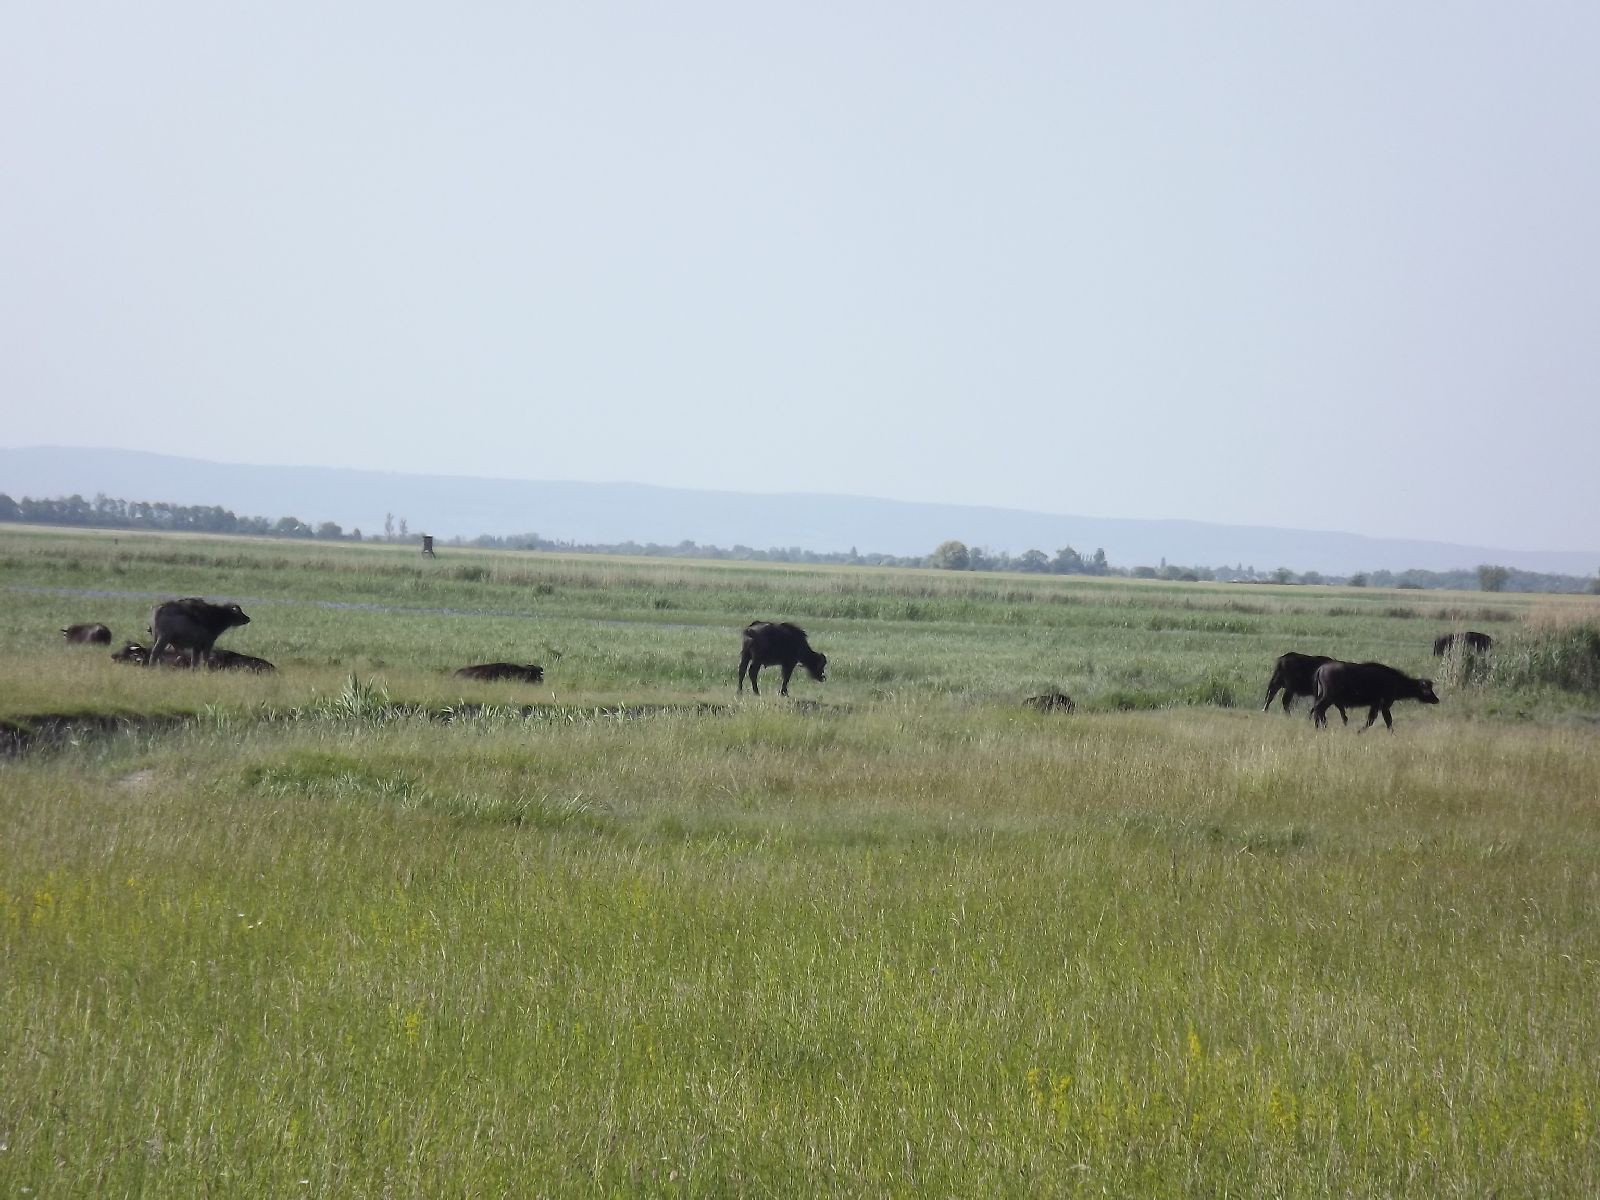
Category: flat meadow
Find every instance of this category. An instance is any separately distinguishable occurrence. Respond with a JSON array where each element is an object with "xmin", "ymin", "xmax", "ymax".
[{"xmin": 2, "ymin": 526, "xmax": 1598, "ymax": 1196}]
